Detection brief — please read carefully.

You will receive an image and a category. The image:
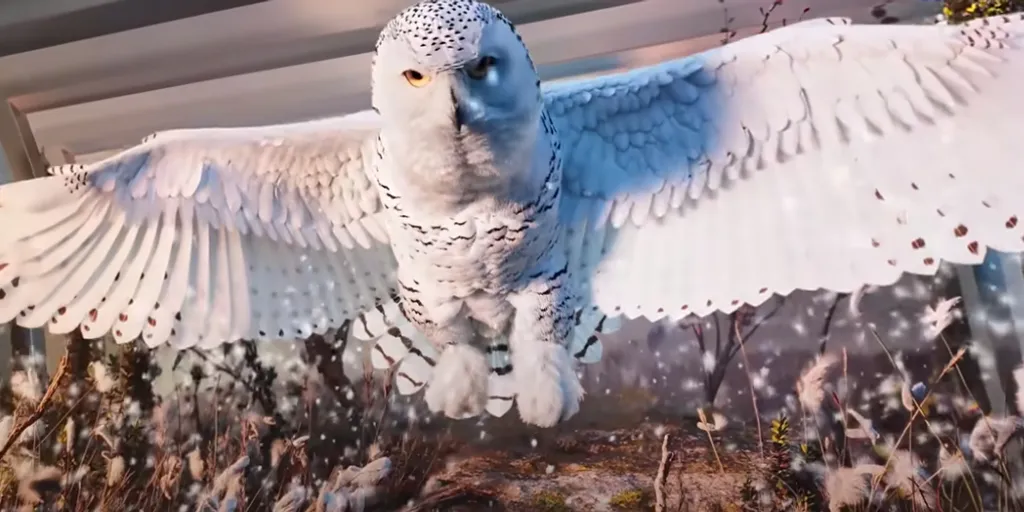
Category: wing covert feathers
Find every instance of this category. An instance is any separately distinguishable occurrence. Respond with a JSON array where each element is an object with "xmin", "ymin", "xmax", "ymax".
[
  {"xmin": 0, "ymin": 113, "xmax": 398, "ymax": 349},
  {"xmin": 547, "ymin": 14, "xmax": 1024, "ymax": 321}
]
